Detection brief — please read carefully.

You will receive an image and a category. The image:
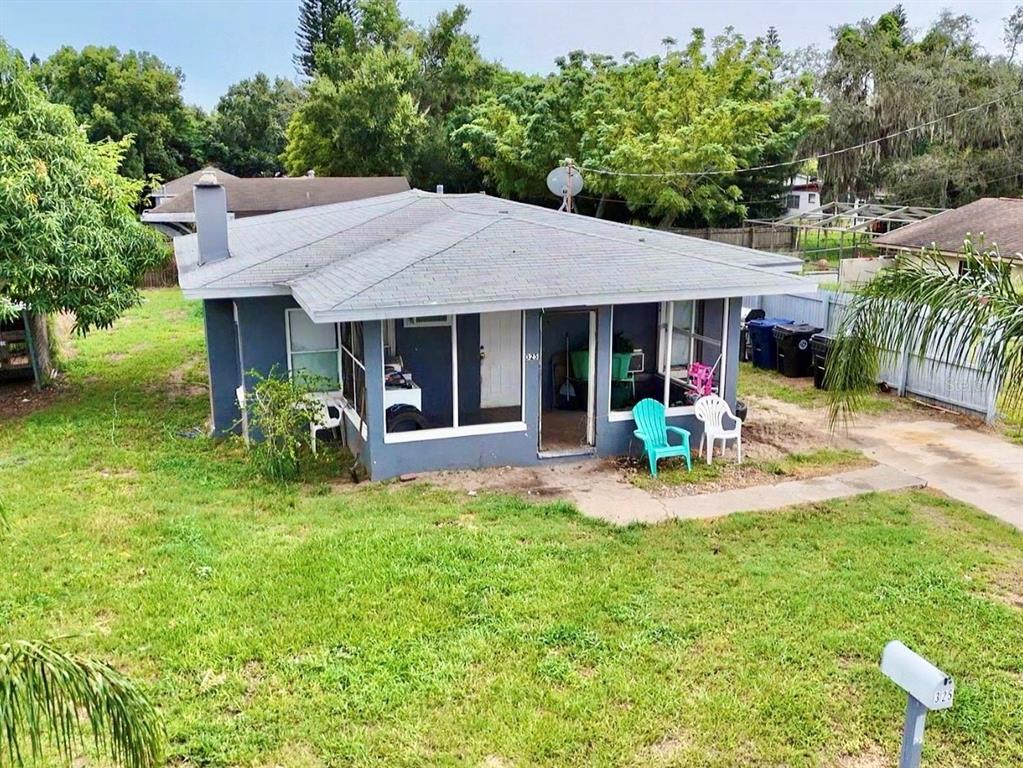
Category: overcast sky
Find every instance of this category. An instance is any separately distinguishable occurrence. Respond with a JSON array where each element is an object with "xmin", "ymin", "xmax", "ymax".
[{"xmin": 2, "ymin": 0, "xmax": 1017, "ymax": 109}]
